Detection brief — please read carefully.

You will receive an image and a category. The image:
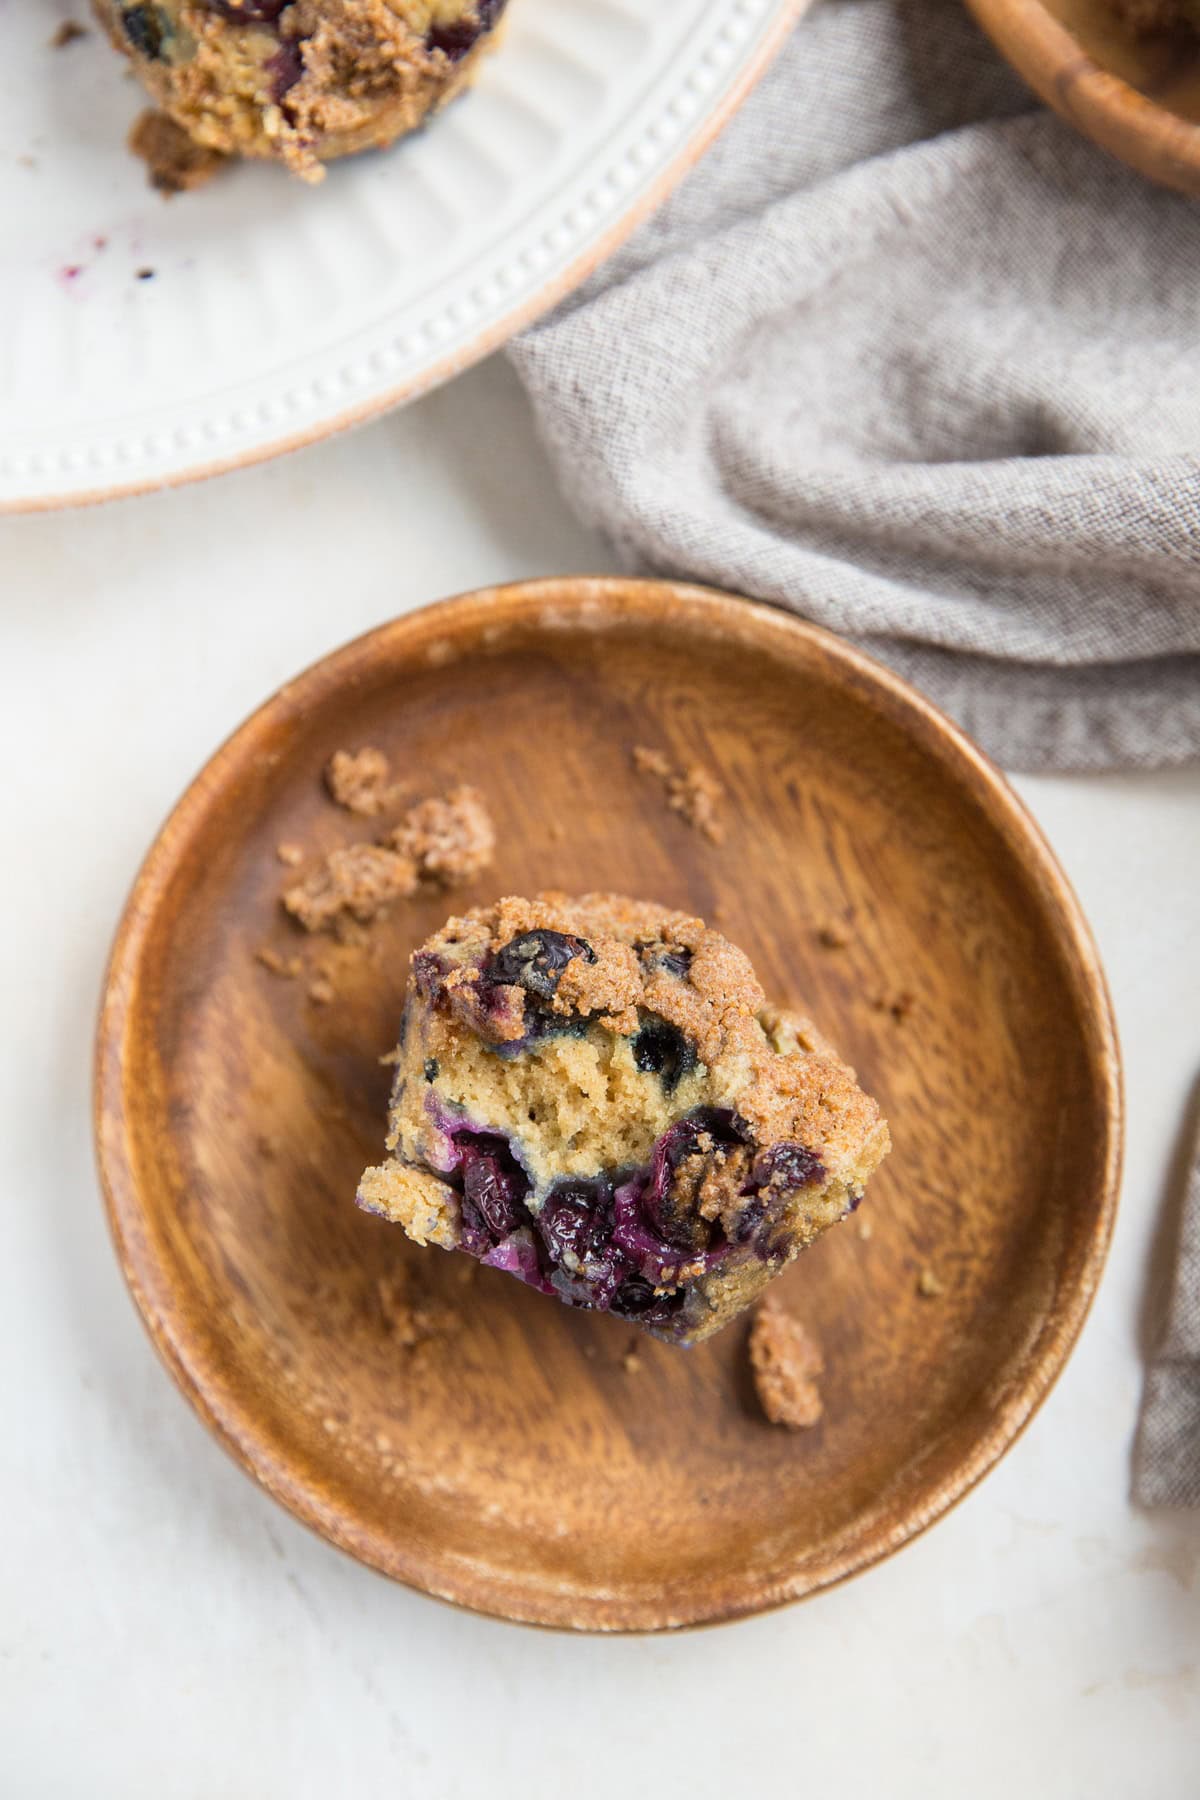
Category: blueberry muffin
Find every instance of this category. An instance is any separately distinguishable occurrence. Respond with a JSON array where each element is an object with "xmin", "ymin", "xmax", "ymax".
[
  {"xmin": 95, "ymin": 0, "xmax": 509, "ymax": 182},
  {"xmin": 357, "ymin": 893, "xmax": 890, "ymax": 1345}
]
